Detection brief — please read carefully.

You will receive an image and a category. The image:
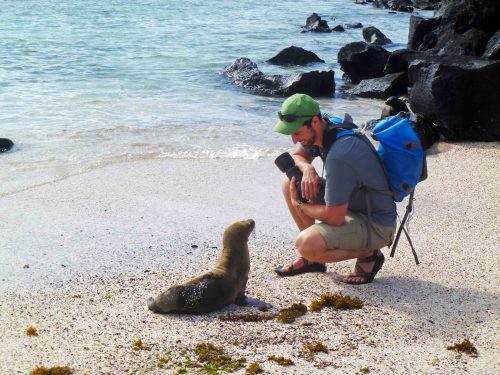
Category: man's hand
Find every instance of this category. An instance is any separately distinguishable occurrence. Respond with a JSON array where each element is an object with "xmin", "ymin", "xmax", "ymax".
[
  {"xmin": 301, "ymin": 164, "xmax": 320, "ymax": 202},
  {"xmin": 289, "ymin": 176, "xmax": 300, "ymax": 206}
]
